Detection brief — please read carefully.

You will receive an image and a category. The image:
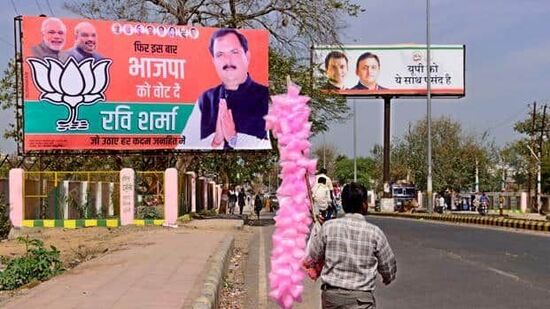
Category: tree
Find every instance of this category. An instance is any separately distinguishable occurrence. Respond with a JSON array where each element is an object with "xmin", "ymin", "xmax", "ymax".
[
  {"xmin": 312, "ymin": 143, "xmax": 339, "ymax": 176},
  {"xmin": 64, "ymin": 0, "xmax": 356, "ymax": 134},
  {"xmin": 65, "ymin": 0, "xmax": 363, "ymax": 52},
  {"xmin": 500, "ymin": 140, "xmax": 530, "ymax": 191},
  {"xmin": 333, "ymin": 155, "xmax": 376, "ymax": 189},
  {"xmin": 0, "ymin": 58, "xmax": 21, "ymax": 146},
  {"xmin": 380, "ymin": 116, "xmax": 498, "ymax": 193}
]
